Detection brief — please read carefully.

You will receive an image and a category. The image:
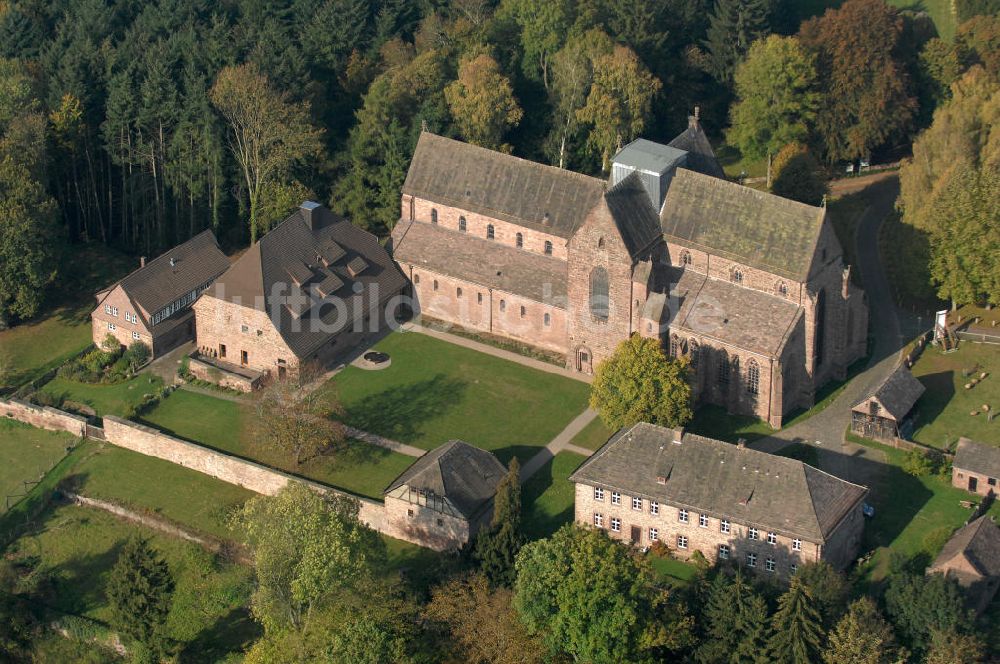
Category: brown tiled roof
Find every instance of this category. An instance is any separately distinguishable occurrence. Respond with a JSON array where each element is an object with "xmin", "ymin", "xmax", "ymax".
[
  {"xmin": 603, "ymin": 172, "xmax": 663, "ymax": 259},
  {"xmin": 402, "ymin": 132, "xmax": 606, "ymax": 239},
  {"xmin": 668, "ymin": 268, "xmax": 802, "ymax": 356},
  {"xmin": 390, "ymin": 219, "xmax": 568, "ymax": 304},
  {"xmin": 667, "ymin": 116, "xmax": 726, "ymax": 180},
  {"xmin": 205, "ymin": 204, "xmax": 407, "ymax": 358},
  {"xmin": 660, "ymin": 169, "xmax": 826, "ymax": 282},
  {"xmin": 851, "ymin": 365, "xmax": 925, "ymax": 421},
  {"xmin": 954, "ymin": 438, "xmax": 1000, "ymax": 479},
  {"xmin": 931, "ymin": 515, "xmax": 1000, "ymax": 580},
  {"xmin": 112, "ymin": 230, "xmax": 229, "ymax": 317},
  {"xmin": 569, "ymin": 422, "xmax": 868, "ymax": 542},
  {"xmin": 385, "ymin": 440, "xmax": 507, "ymax": 519}
]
